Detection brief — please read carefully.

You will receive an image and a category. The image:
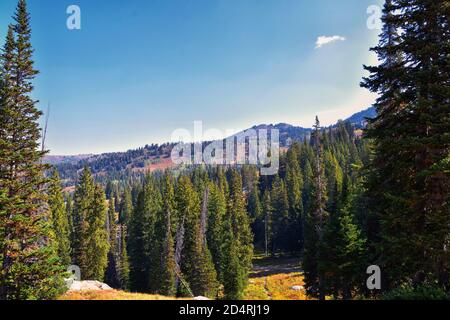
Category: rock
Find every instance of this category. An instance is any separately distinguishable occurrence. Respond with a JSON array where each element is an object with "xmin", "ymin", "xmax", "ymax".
[
  {"xmin": 291, "ymin": 285, "xmax": 304, "ymax": 291},
  {"xmin": 68, "ymin": 280, "xmax": 112, "ymax": 291},
  {"xmin": 193, "ymin": 296, "xmax": 210, "ymax": 300}
]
